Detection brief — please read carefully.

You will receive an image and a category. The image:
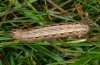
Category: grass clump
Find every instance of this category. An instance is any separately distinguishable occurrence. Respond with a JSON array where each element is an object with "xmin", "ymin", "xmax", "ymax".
[{"xmin": 0, "ymin": 0, "xmax": 100, "ymax": 65}]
